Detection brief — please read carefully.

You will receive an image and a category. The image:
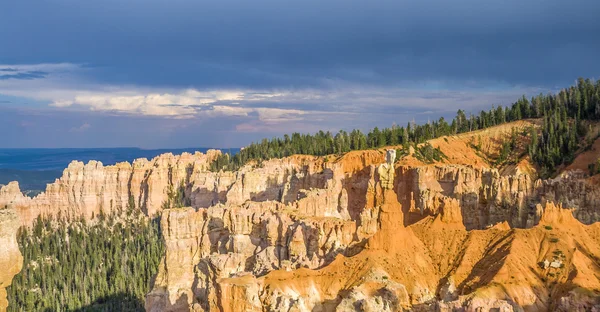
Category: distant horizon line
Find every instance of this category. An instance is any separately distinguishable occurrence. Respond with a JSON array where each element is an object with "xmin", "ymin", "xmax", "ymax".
[{"xmin": 0, "ymin": 147, "xmax": 241, "ymax": 150}]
